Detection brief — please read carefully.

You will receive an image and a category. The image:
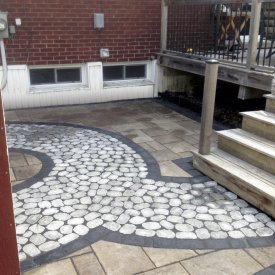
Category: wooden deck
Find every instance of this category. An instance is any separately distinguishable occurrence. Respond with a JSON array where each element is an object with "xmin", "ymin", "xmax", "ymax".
[
  {"xmin": 193, "ymin": 89, "xmax": 275, "ymax": 218},
  {"xmin": 160, "ymin": 0, "xmax": 275, "ymax": 219},
  {"xmin": 158, "ymin": 52, "xmax": 275, "ymax": 94},
  {"xmin": 160, "ymin": 0, "xmax": 275, "ymax": 97}
]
